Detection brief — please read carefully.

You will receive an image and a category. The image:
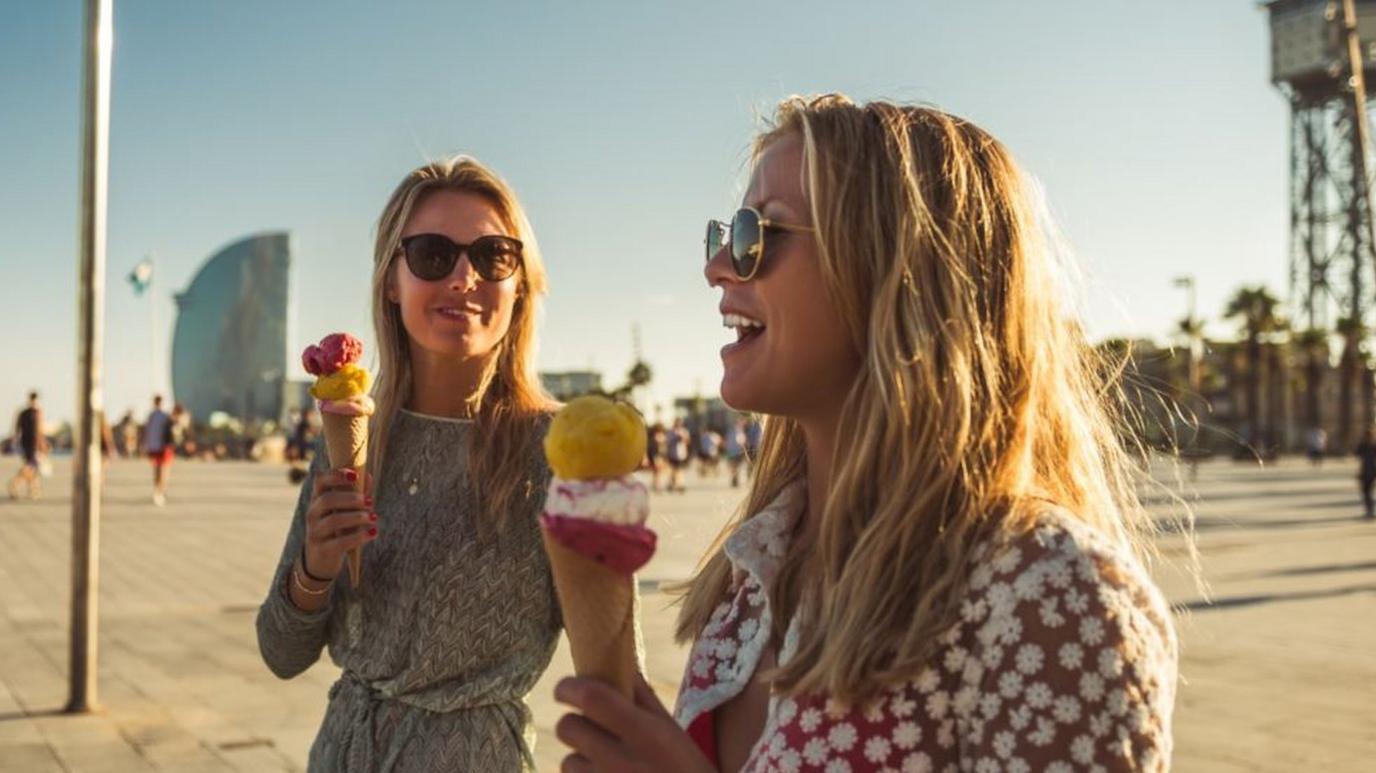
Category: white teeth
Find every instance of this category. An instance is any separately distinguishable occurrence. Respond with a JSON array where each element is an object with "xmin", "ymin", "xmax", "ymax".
[{"xmin": 722, "ymin": 313, "xmax": 764, "ymax": 329}]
